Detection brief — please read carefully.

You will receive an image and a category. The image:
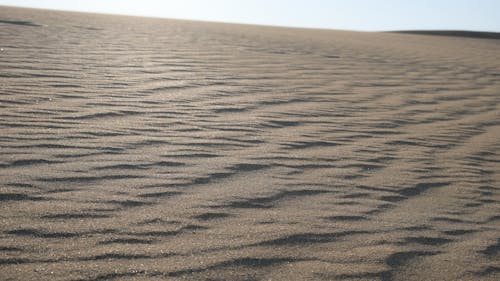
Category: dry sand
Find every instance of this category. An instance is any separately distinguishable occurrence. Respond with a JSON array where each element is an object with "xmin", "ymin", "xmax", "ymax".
[{"xmin": 1, "ymin": 6, "xmax": 500, "ymax": 281}]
